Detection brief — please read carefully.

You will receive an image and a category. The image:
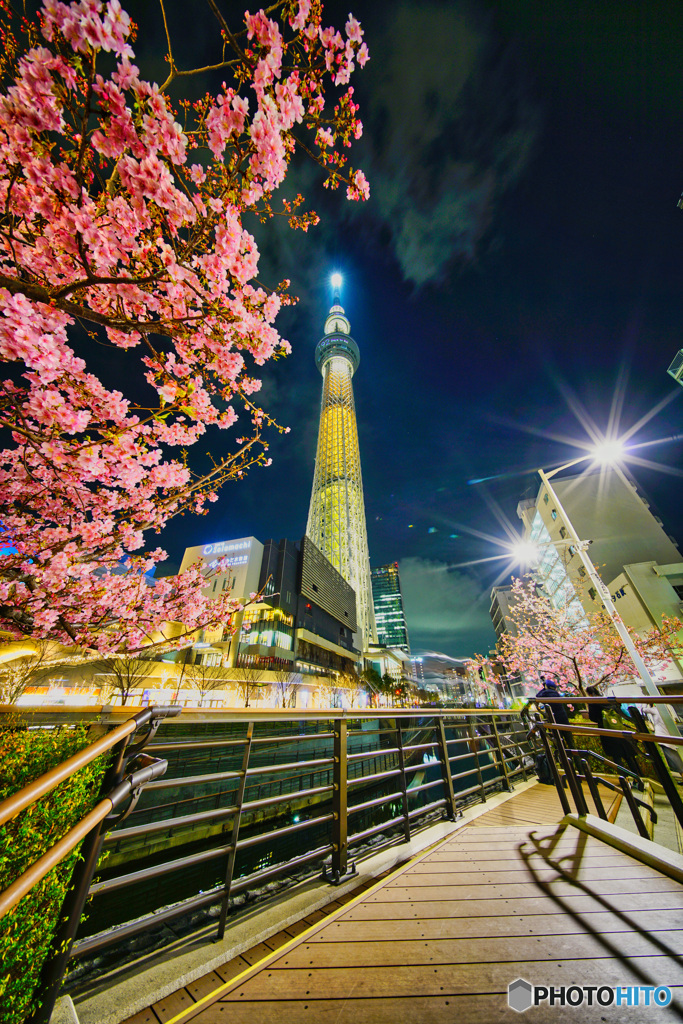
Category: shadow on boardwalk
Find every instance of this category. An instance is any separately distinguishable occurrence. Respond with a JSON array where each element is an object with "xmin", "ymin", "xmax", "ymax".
[{"xmin": 120, "ymin": 784, "xmax": 683, "ymax": 1024}]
